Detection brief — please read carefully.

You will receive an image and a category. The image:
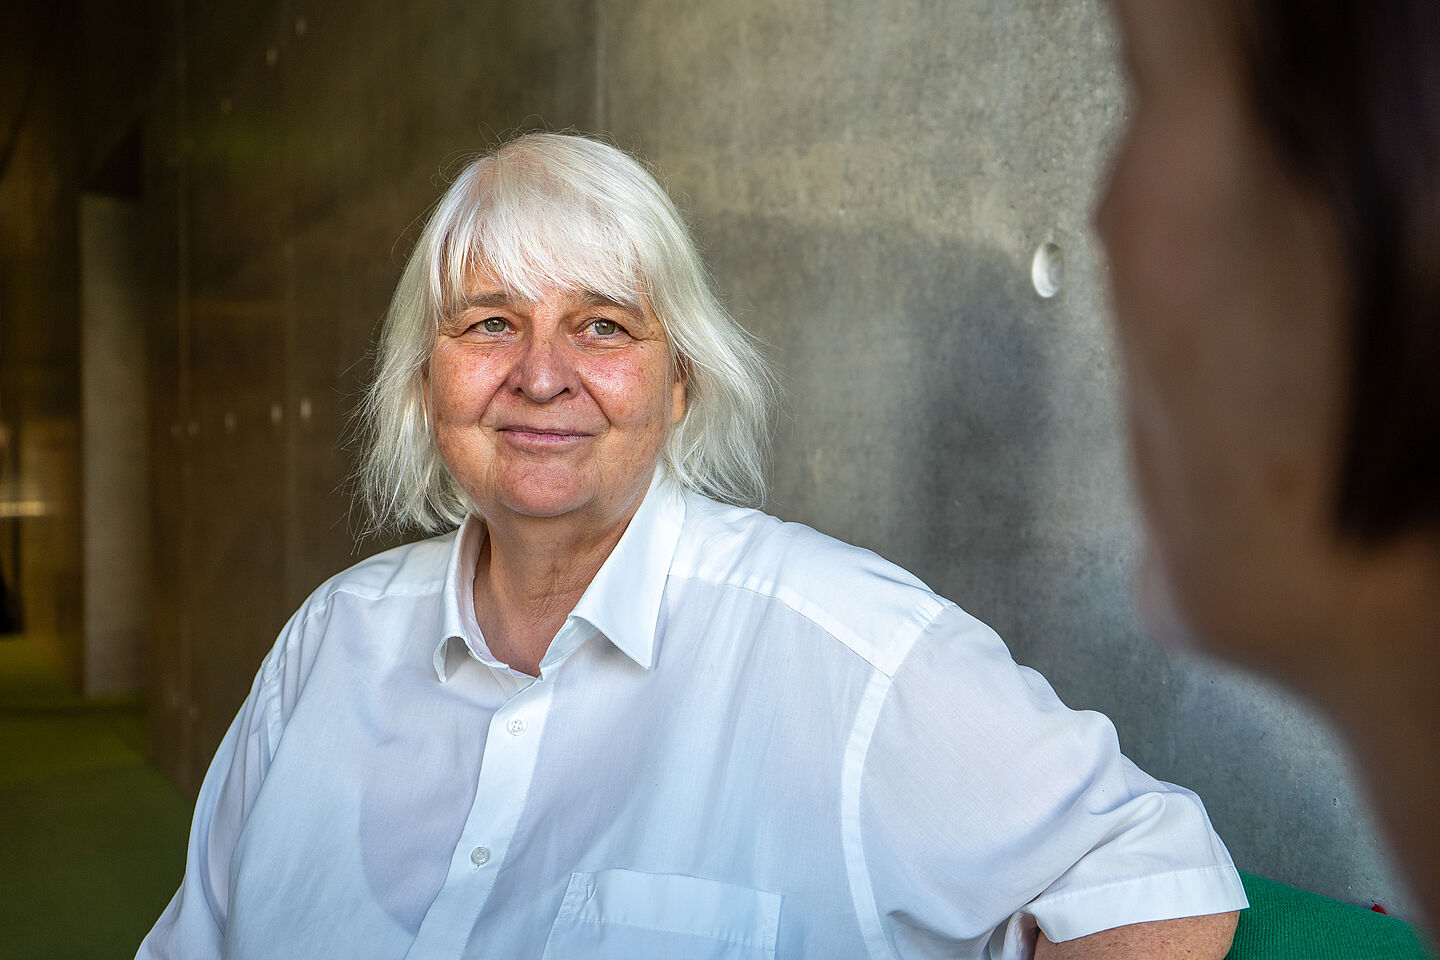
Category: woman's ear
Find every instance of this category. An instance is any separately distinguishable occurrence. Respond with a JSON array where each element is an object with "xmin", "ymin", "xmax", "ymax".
[{"xmin": 670, "ymin": 355, "xmax": 690, "ymax": 424}]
